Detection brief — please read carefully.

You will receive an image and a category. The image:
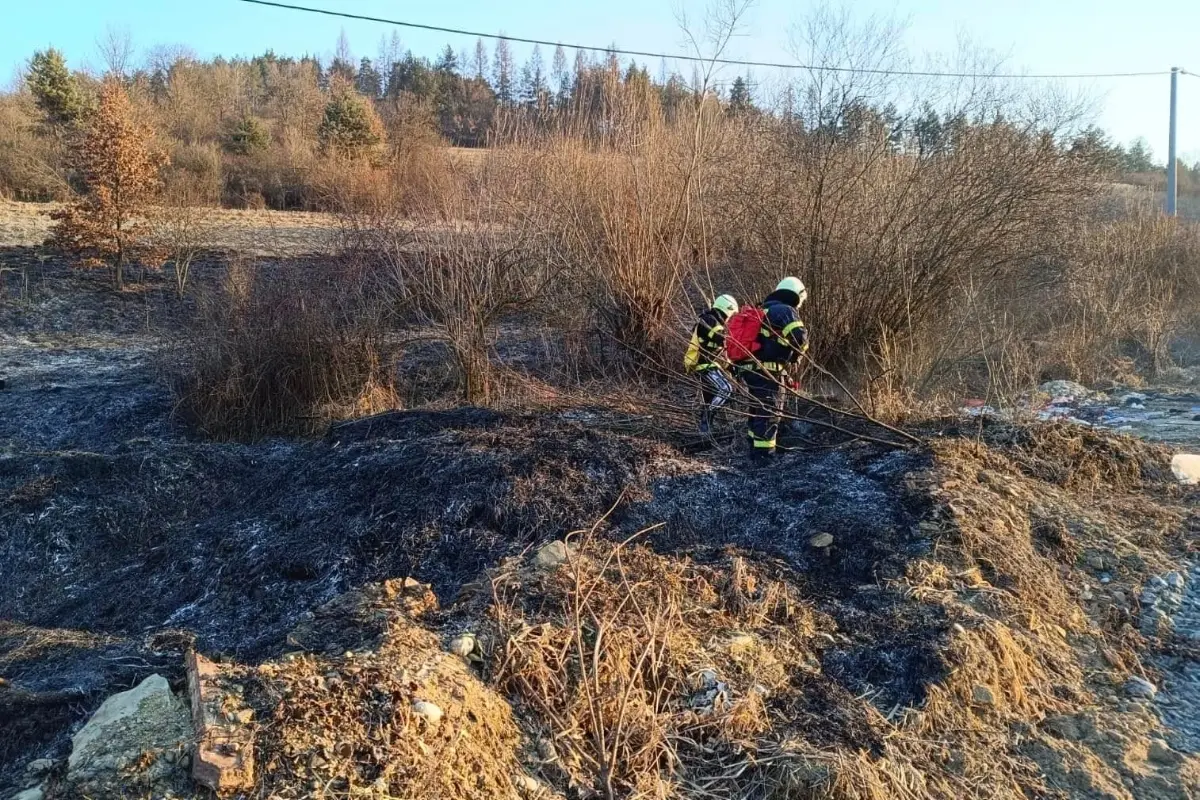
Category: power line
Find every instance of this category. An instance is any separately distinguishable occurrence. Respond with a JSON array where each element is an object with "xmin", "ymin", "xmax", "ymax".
[{"xmin": 233, "ymin": 0, "xmax": 1170, "ymax": 80}]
